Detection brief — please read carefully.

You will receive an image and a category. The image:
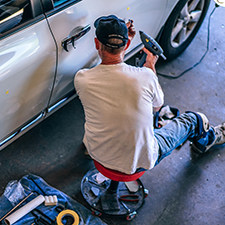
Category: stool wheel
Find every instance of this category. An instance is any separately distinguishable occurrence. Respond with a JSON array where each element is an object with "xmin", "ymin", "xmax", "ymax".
[
  {"xmin": 144, "ymin": 188, "xmax": 149, "ymax": 198},
  {"xmin": 126, "ymin": 211, "xmax": 137, "ymax": 221},
  {"xmin": 92, "ymin": 210, "xmax": 102, "ymax": 217}
]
